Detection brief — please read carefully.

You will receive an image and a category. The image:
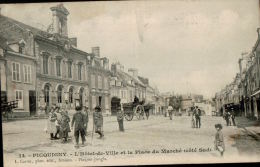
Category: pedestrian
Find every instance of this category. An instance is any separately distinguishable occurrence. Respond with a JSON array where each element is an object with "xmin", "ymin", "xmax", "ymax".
[
  {"xmin": 167, "ymin": 105, "xmax": 173, "ymax": 120},
  {"xmin": 54, "ymin": 107, "xmax": 62, "ymax": 139},
  {"xmin": 193, "ymin": 106, "xmax": 201, "ymax": 128},
  {"xmin": 60, "ymin": 110, "xmax": 71, "ymax": 143},
  {"xmin": 191, "ymin": 112, "xmax": 195, "ymax": 128},
  {"xmin": 82, "ymin": 106, "xmax": 89, "ymax": 136},
  {"xmin": 93, "ymin": 106, "xmax": 104, "ymax": 138},
  {"xmin": 214, "ymin": 124, "xmax": 225, "ymax": 157},
  {"xmin": 46, "ymin": 105, "xmax": 57, "ymax": 140},
  {"xmin": 224, "ymin": 111, "xmax": 231, "ymax": 126},
  {"xmin": 231, "ymin": 108, "xmax": 236, "ymax": 126},
  {"xmin": 71, "ymin": 106, "xmax": 86, "ymax": 147},
  {"xmin": 117, "ymin": 106, "xmax": 124, "ymax": 132}
]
